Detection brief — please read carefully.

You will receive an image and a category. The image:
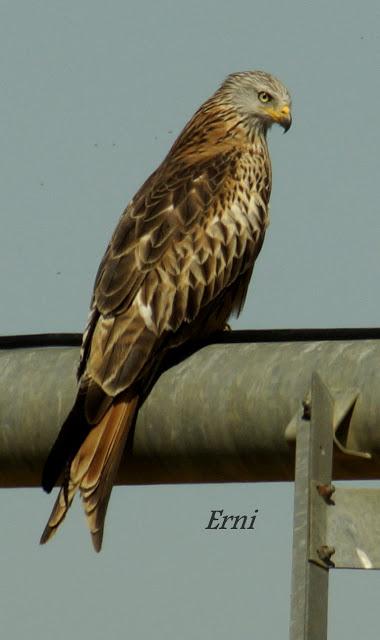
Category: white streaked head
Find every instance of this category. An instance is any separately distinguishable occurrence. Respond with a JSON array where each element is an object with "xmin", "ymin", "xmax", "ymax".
[{"xmin": 219, "ymin": 70, "xmax": 292, "ymax": 132}]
